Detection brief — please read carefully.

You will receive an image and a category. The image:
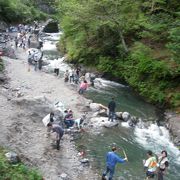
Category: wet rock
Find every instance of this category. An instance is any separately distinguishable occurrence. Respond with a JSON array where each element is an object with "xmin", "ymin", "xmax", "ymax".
[
  {"xmin": 5, "ymin": 152, "xmax": 20, "ymax": 164},
  {"xmin": 90, "ymin": 103, "xmax": 100, "ymax": 112},
  {"xmin": 122, "ymin": 112, "xmax": 131, "ymax": 122},
  {"xmin": 90, "ymin": 117, "xmax": 119, "ymax": 128},
  {"xmin": 104, "ymin": 121, "xmax": 119, "ymax": 128},
  {"xmin": 98, "ymin": 109, "xmax": 108, "ymax": 117},
  {"xmin": 128, "ymin": 116, "xmax": 139, "ymax": 127},
  {"xmin": 167, "ymin": 114, "xmax": 180, "ymax": 146},
  {"xmin": 116, "ymin": 112, "xmax": 123, "ymax": 119}
]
